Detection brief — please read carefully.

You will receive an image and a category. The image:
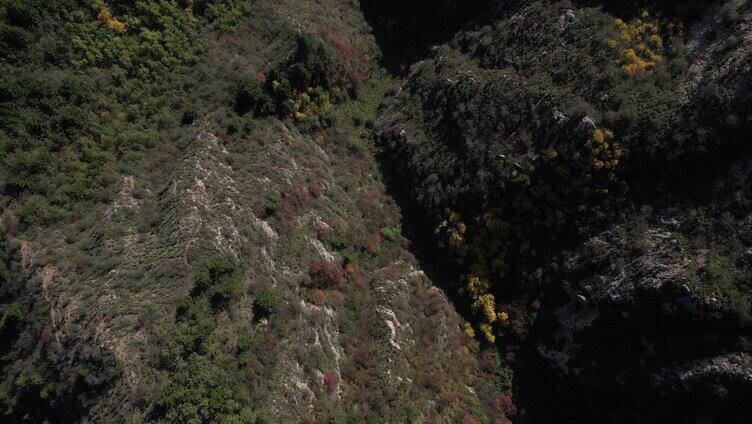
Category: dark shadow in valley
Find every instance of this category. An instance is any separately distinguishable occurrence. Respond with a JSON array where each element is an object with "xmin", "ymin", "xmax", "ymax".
[
  {"xmin": 511, "ymin": 142, "xmax": 752, "ymax": 423},
  {"xmin": 373, "ymin": 145, "xmax": 476, "ymax": 319},
  {"xmin": 359, "ymin": 0, "xmax": 495, "ymax": 74},
  {"xmin": 513, "ymin": 285, "xmax": 752, "ymax": 423}
]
